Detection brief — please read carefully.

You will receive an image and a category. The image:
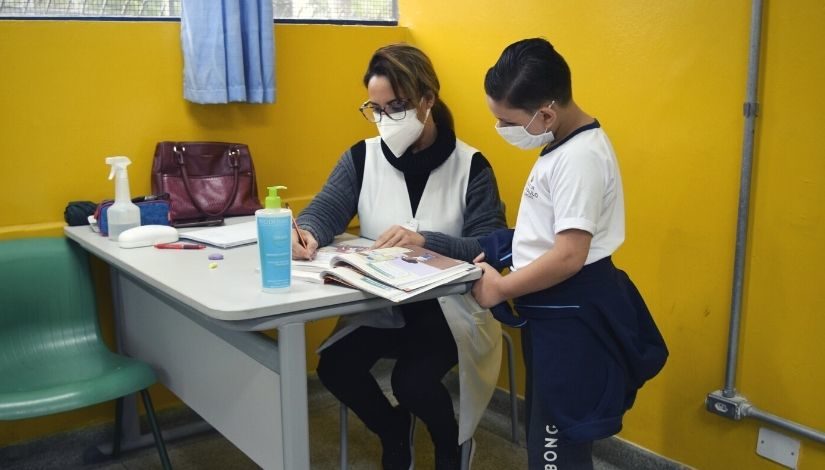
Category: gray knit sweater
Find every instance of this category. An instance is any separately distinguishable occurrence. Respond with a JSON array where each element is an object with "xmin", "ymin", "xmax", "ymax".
[{"xmin": 296, "ymin": 134, "xmax": 507, "ymax": 262}]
